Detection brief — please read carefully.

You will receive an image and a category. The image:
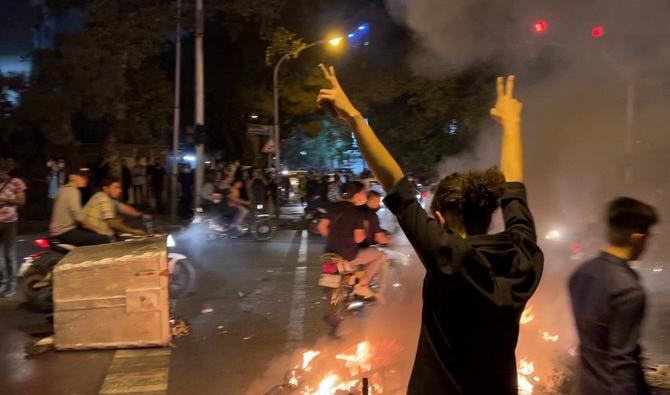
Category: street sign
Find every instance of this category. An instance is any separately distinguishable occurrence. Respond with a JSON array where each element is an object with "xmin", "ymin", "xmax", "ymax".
[
  {"xmin": 247, "ymin": 124, "xmax": 273, "ymax": 136},
  {"xmin": 261, "ymin": 138, "xmax": 276, "ymax": 154}
]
